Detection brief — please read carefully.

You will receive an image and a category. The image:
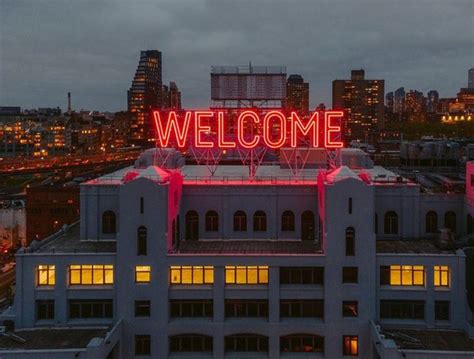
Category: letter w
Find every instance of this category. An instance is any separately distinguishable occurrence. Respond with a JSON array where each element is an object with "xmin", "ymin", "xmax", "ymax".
[{"xmin": 153, "ymin": 111, "xmax": 191, "ymax": 147}]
